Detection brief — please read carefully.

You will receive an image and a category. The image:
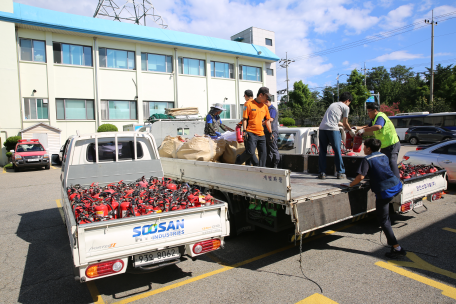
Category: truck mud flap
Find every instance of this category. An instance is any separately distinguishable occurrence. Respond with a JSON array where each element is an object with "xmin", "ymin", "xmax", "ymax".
[{"xmin": 293, "ymin": 186, "xmax": 375, "ymax": 234}]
